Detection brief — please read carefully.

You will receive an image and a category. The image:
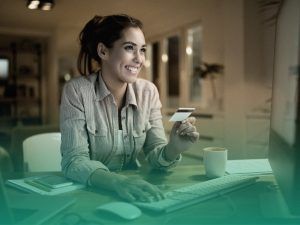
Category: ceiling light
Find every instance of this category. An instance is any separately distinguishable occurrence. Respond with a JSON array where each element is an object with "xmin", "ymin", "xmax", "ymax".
[
  {"xmin": 27, "ymin": 0, "xmax": 55, "ymax": 11},
  {"xmin": 41, "ymin": 3, "xmax": 52, "ymax": 11},
  {"xmin": 27, "ymin": 0, "xmax": 39, "ymax": 9}
]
